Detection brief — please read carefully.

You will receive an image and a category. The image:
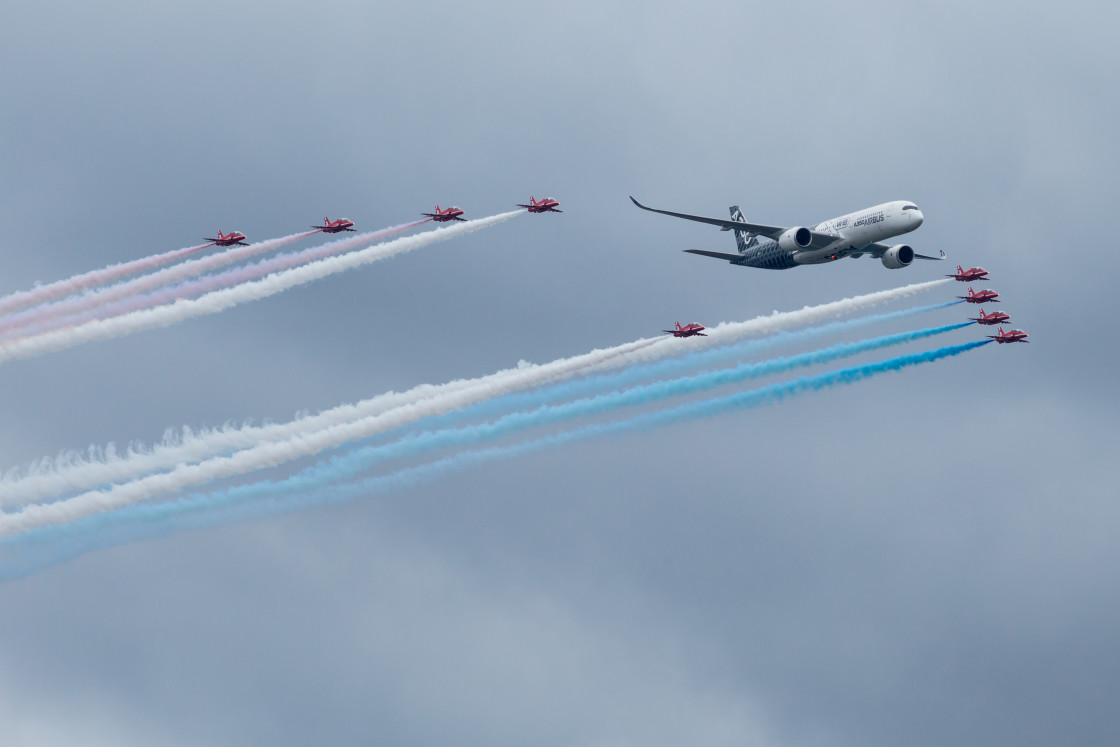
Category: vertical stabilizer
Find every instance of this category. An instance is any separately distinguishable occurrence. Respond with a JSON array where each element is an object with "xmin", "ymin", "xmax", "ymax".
[{"xmin": 729, "ymin": 206, "xmax": 758, "ymax": 254}]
